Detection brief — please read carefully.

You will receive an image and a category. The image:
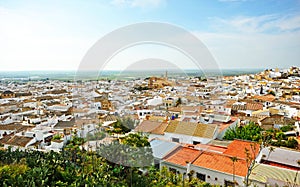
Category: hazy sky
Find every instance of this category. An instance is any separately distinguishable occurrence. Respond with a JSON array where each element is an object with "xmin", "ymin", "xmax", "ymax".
[{"xmin": 0, "ymin": 0, "xmax": 300, "ymax": 71}]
